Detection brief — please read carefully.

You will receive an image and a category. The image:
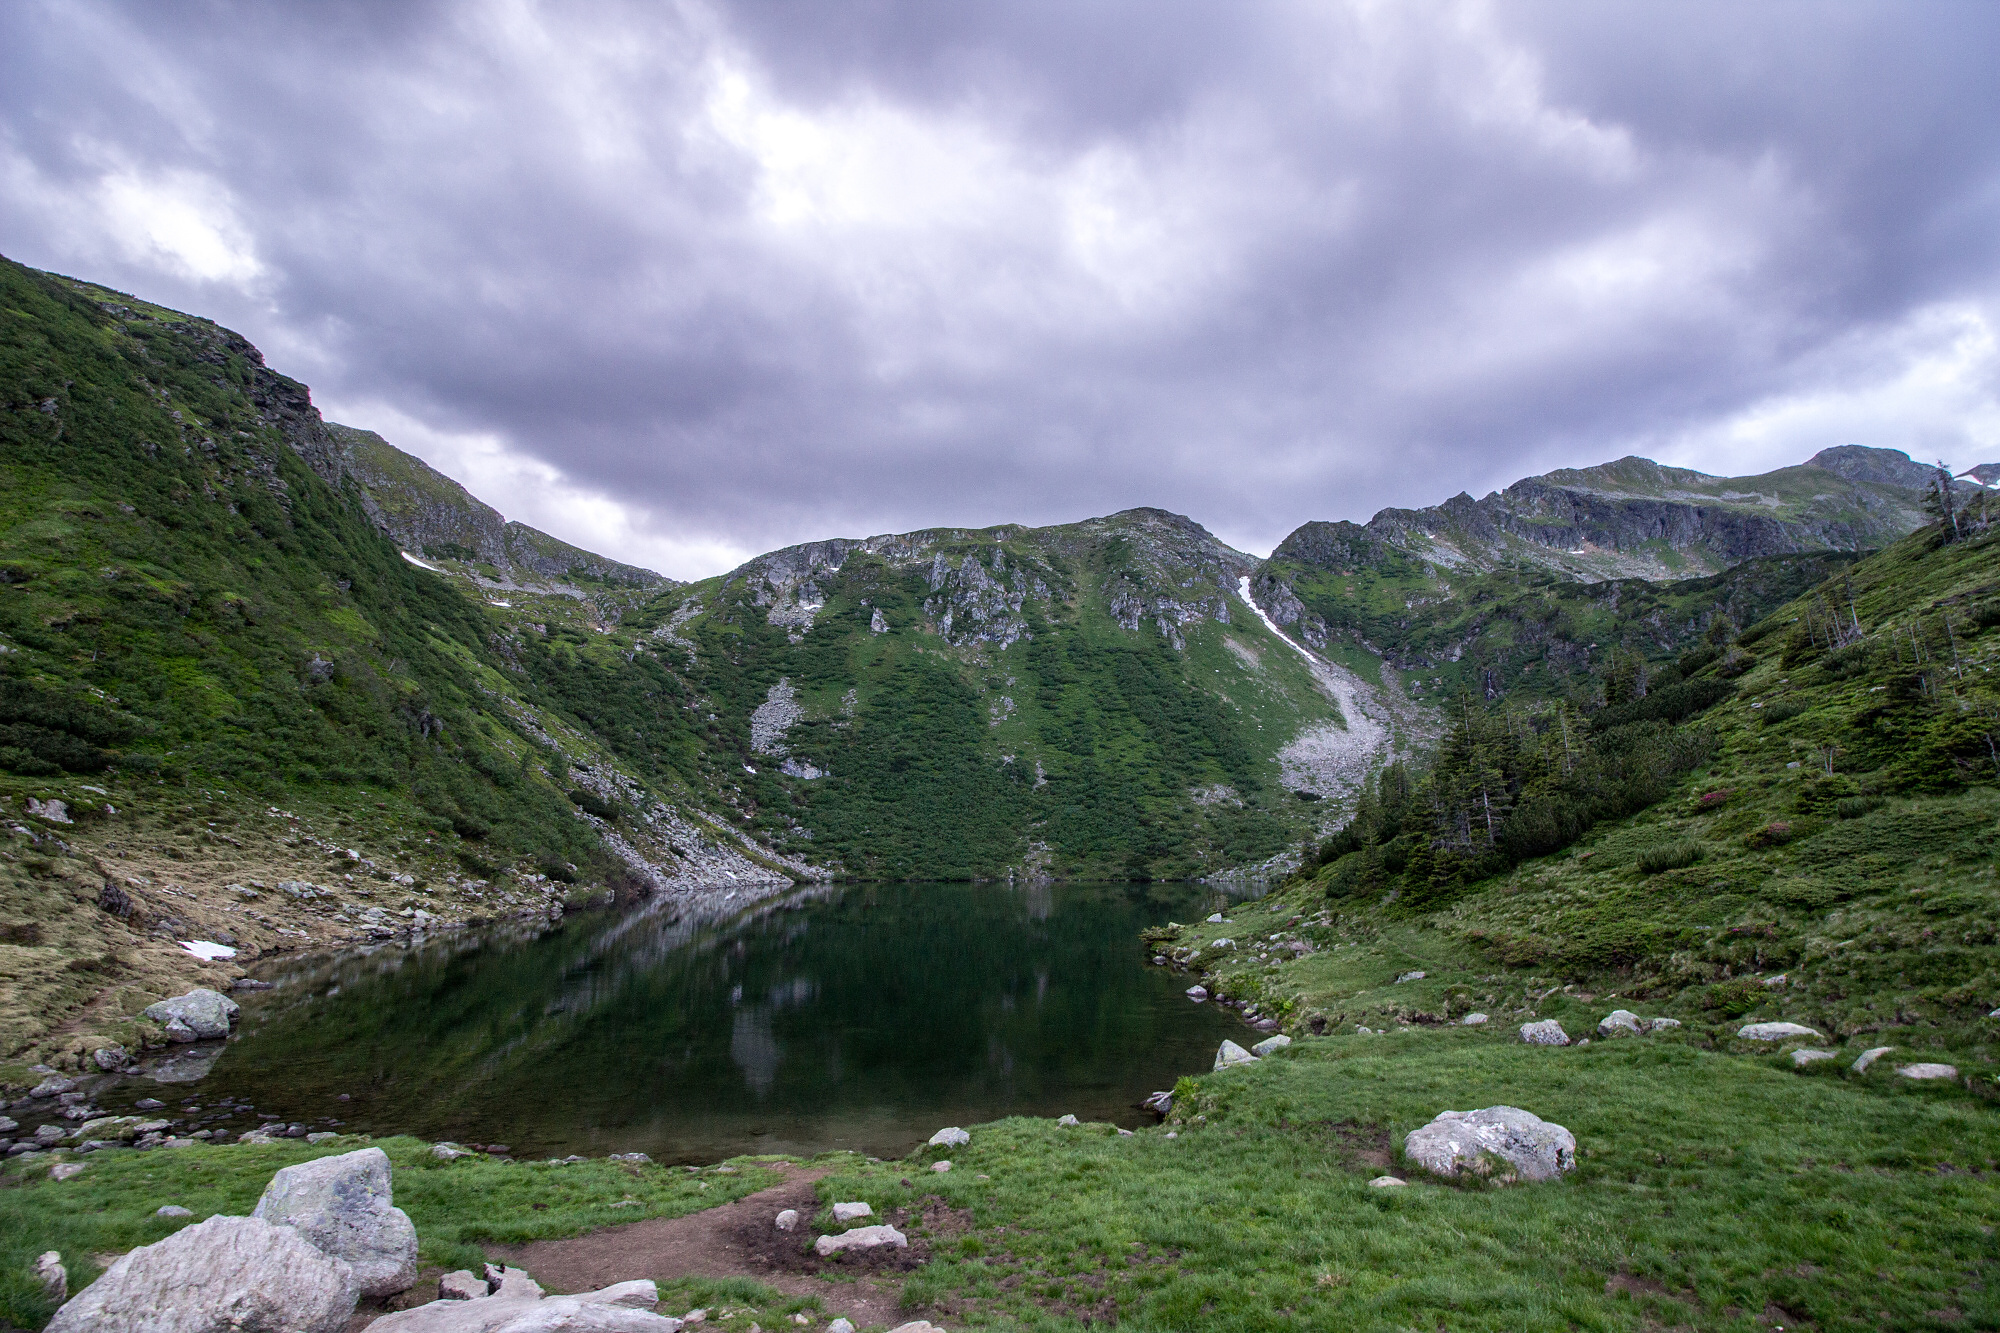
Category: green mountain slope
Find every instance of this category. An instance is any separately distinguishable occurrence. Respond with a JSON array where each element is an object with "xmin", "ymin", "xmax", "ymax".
[{"xmin": 1154, "ymin": 503, "xmax": 2000, "ymax": 1059}]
